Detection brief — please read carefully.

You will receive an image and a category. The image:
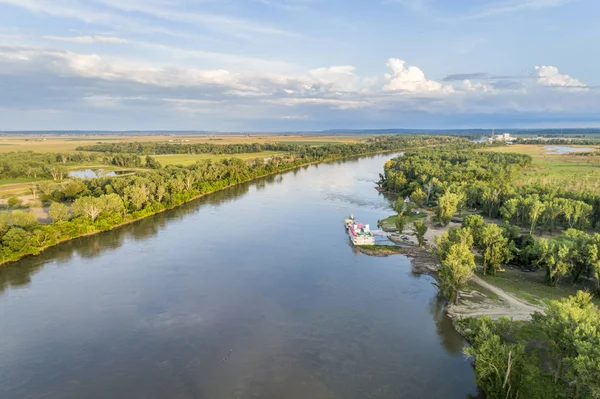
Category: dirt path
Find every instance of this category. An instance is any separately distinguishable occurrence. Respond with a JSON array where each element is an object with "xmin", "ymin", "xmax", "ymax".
[
  {"xmin": 447, "ymin": 275, "xmax": 545, "ymax": 321},
  {"xmin": 385, "ymin": 208, "xmax": 546, "ymax": 321}
]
